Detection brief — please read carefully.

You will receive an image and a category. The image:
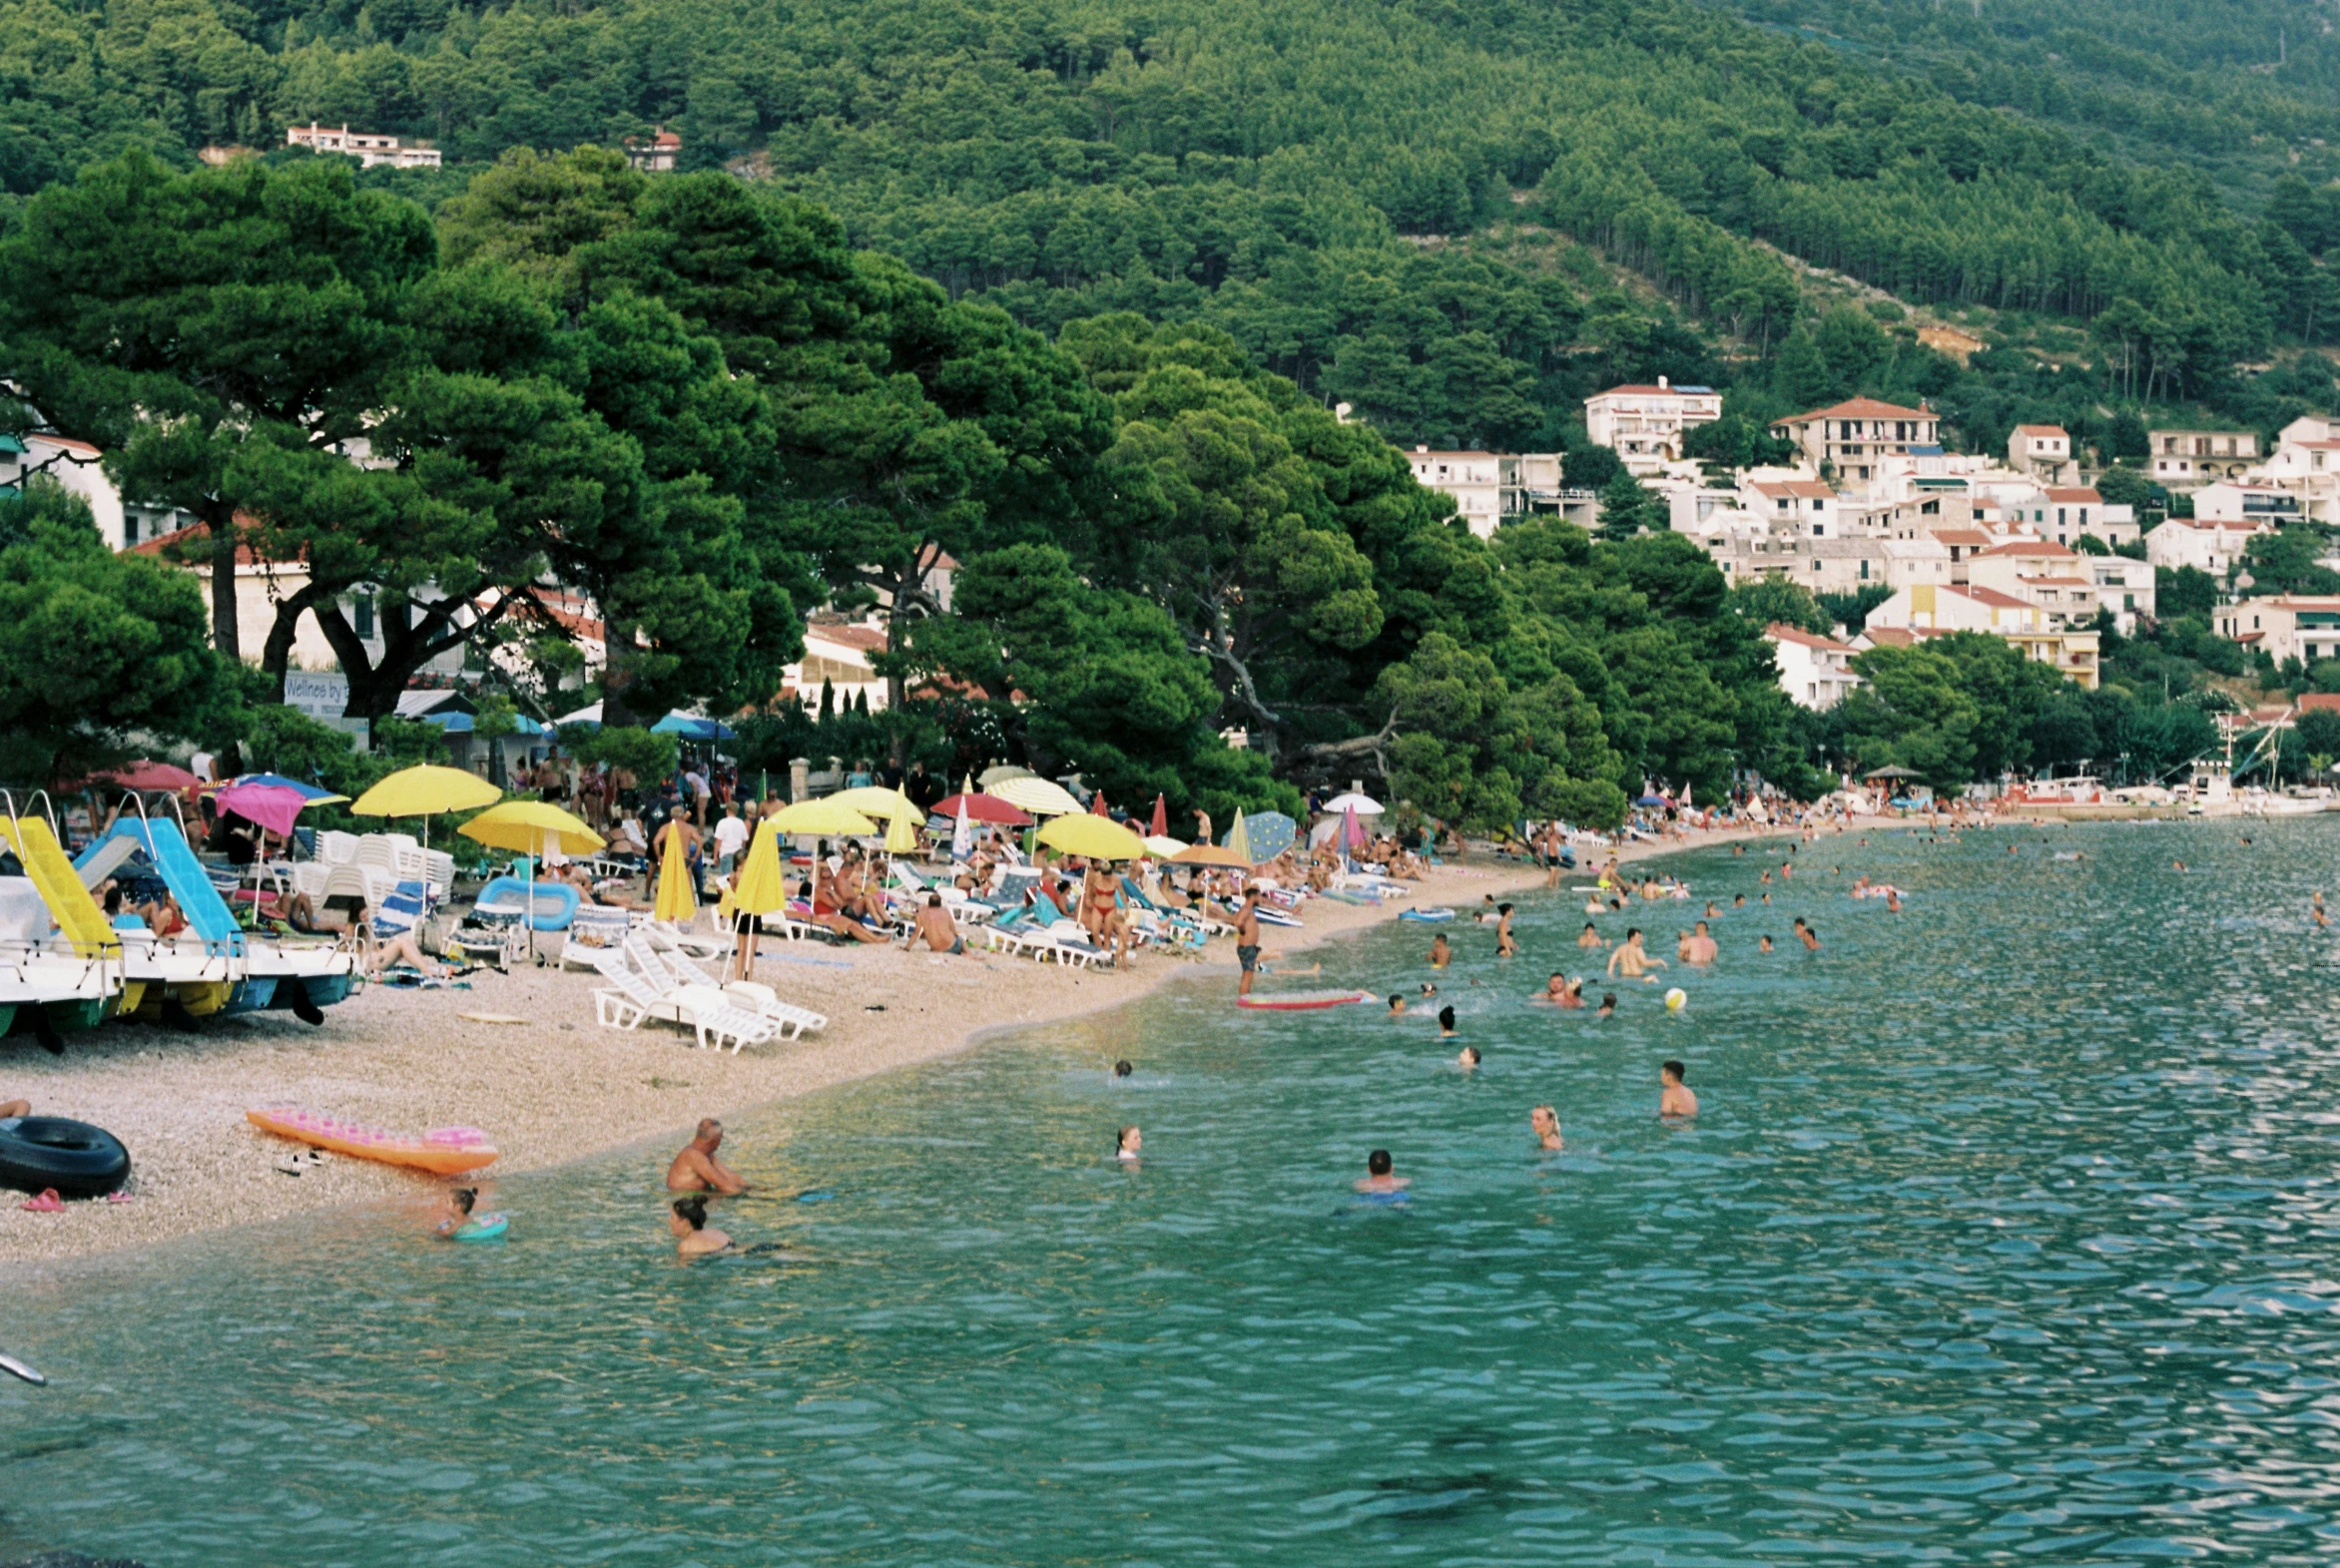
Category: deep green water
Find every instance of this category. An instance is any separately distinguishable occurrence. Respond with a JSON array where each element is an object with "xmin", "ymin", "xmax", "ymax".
[{"xmin": 5, "ymin": 820, "xmax": 2340, "ymax": 1566}]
